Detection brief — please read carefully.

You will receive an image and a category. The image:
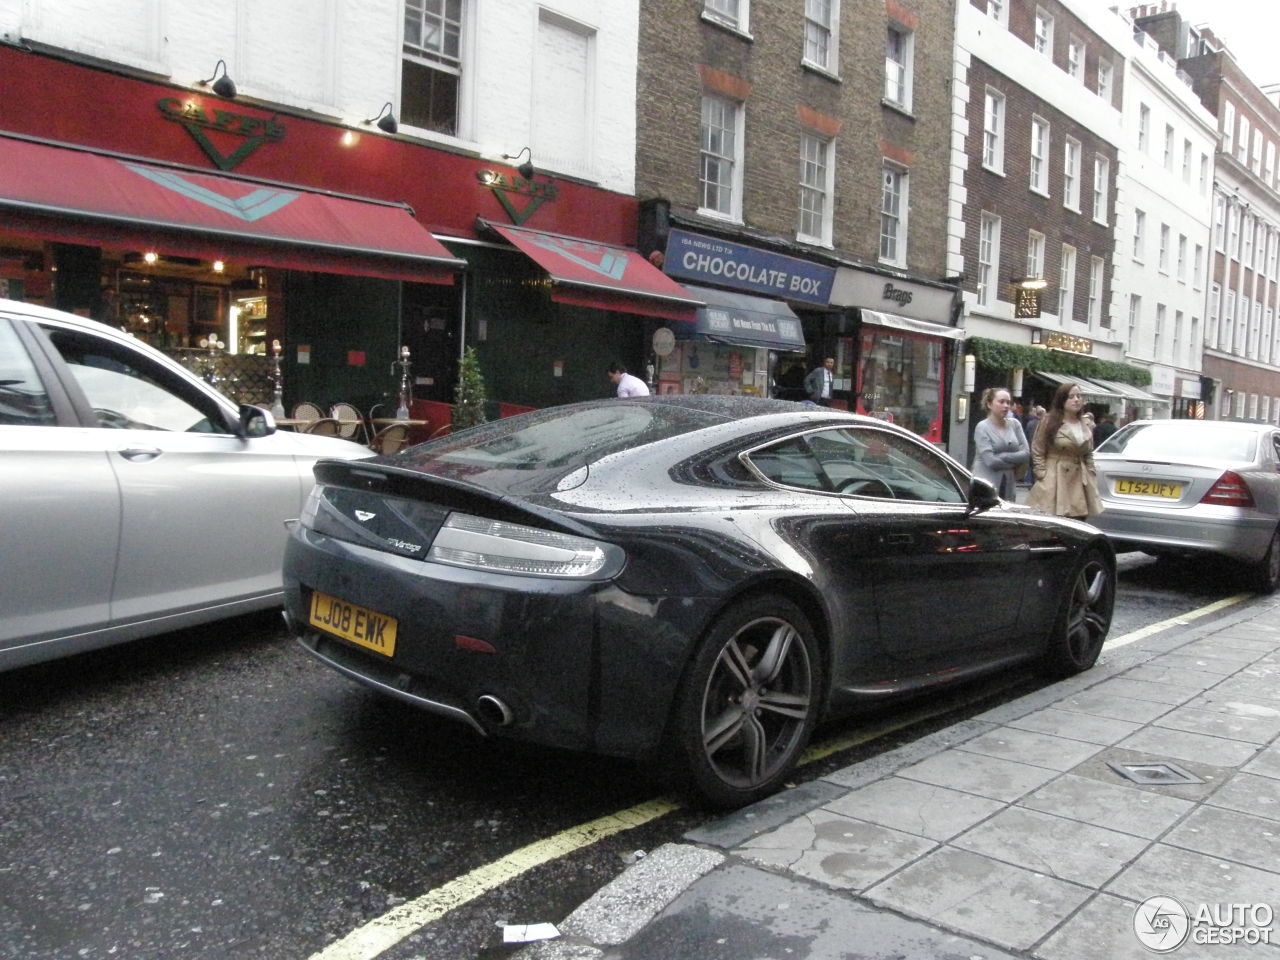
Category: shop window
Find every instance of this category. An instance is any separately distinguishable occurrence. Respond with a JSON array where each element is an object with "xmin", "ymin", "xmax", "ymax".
[
  {"xmin": 855, "ymin": 329, "xmax": 945, "ymax": 442},
  {"xmin": 401, "ymin": 0, "xmax": 465, "ymax": 136}
]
